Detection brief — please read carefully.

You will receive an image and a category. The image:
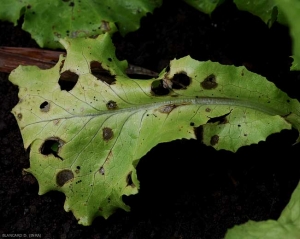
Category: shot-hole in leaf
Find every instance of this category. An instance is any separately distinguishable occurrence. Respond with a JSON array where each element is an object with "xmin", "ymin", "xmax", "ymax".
[
  {"xmin": 40, "ymin": 101, "xmax": 50, "ymax": 112},
  {"xmin": 90, "ymin": 61, "xmax": 116, "ymax": 85},
  {"xmin": 9, "ymin": 33, "xmax": 300, "ymax": 225},
  {"xmin": 58, "ymin": 70, "xmax": 78, "ymax": 91},
  {"xmin": 151, "ymin": 80, "xmax": 170, "ymax": 96},
  {"xmin": 40, "ymin": 137, "xmax": 64, "ymax": 160},
  {"xmin": 170, "ymin": 72, "xmax": 191, "ymax": 89}
]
